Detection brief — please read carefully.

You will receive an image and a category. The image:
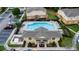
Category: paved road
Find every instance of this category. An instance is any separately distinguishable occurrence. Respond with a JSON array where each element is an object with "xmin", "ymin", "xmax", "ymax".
[{"xmin": 0, "ymin": 29, "xmax": 13, "ymax": 45}]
